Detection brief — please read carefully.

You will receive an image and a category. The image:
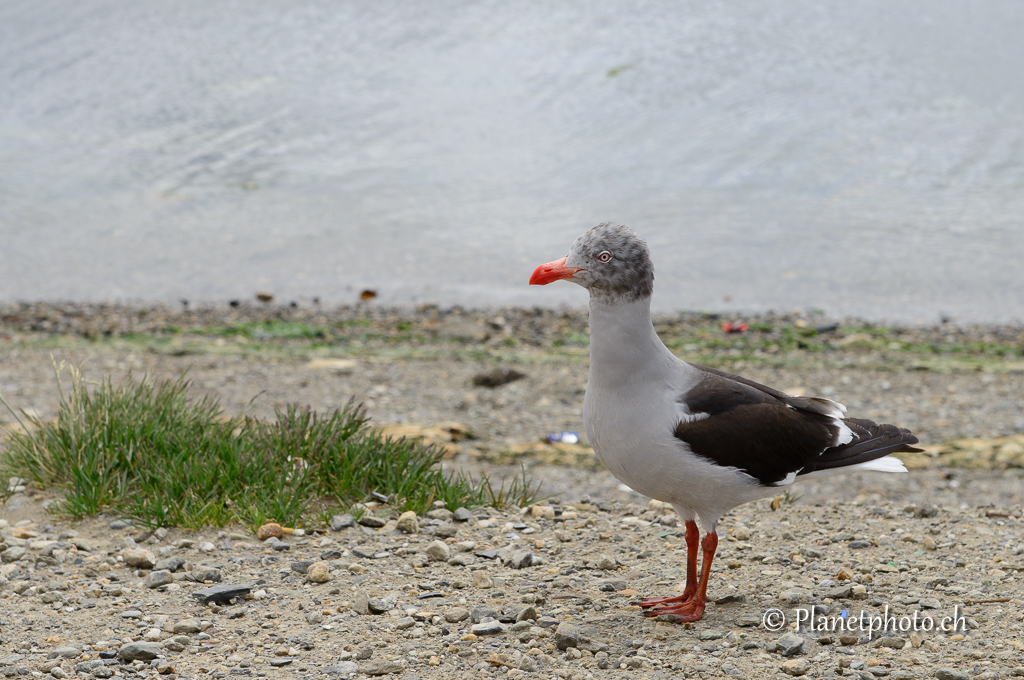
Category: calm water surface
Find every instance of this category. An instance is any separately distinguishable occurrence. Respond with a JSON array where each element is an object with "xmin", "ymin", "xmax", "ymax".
[{"xmin": 2, "ymin": 1, "xmax": 1023, "ymax": 322}]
